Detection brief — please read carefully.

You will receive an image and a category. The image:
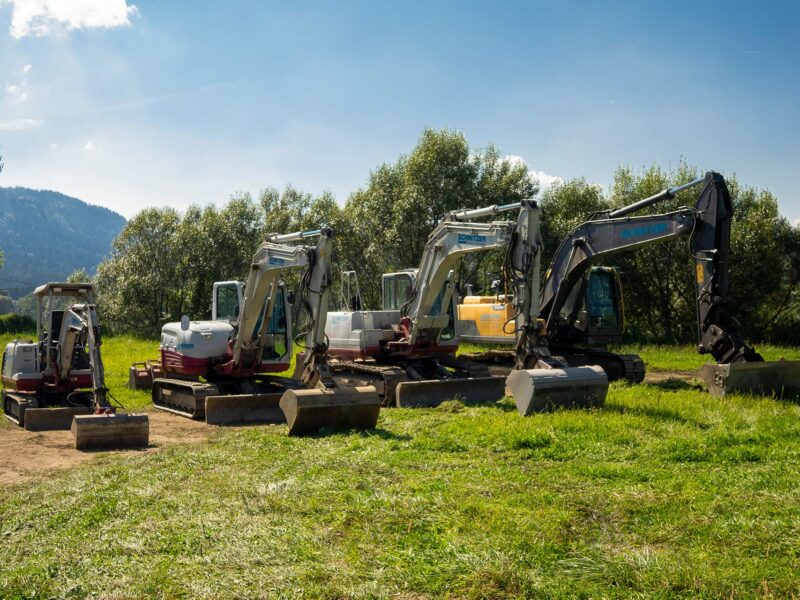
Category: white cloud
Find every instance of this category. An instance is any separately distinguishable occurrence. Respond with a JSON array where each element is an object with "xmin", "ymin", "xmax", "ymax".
[
  {"xmin": 50, "ymin": 142, "xmax": 58, "ymax": 149},
  {"xmin": 22, "ymin": 64, "xmax": 32, "ymax": 74},
  {"xmin": 83, "ymin": 140, "xmax": 94, "ymax": 150},
  {"xmin": 0, "ymin": 118, "xmax": 42, "ymax": 131},
  {"xmin": 501, "ymin": 154, "xmax": 563, "ymax": 194},
  {"xmin": 6, "ymin": 83, "xmax": 27, "ymax": 102},
  {"xmin": 8, "ymin": 0, "xmax": 139, "ymax": 39}
]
